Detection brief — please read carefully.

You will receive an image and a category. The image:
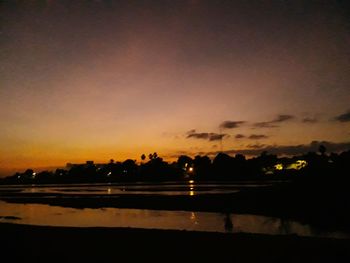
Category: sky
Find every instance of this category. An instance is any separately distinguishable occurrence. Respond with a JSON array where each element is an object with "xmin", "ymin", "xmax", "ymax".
[{"xmin": 1, "ymin": 0, "xmax": 350, "ymax": 176}]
